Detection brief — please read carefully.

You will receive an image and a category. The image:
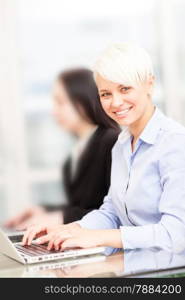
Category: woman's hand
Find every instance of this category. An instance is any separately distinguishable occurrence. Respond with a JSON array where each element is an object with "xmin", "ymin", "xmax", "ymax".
[
  {"xmin": 14, "ymin": 211, "xmax": 63, "ymax": 231},
  {"xmin": 4, "ymin": 206, "xmax": 46, "ymax": 230},
  {"xmin": 5, "ymin": 206, "xmax": 63, "ymax": 231},
  {"xmin": 22, "ymin": 222, "xmax": 80, "ymax": 246},
  {"xmin": 57, "ymin": 228, "xmax": 123, "ymax": 251},
  {"xmin": 37, "ymin": 227, "xmax": 104, "ymax": 251},
  {"xmin": 22, "ymin": 221, "xmax": 123, "ymax": 251}
]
